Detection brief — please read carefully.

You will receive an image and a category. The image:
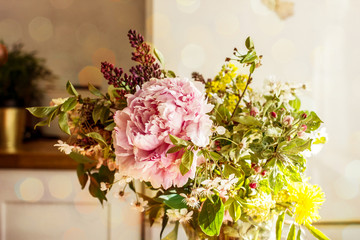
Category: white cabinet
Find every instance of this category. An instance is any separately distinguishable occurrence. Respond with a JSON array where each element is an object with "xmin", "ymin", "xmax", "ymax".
[{"xmin": 0, "ymin": 170, "xmax": 141, "ymax": 240}]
